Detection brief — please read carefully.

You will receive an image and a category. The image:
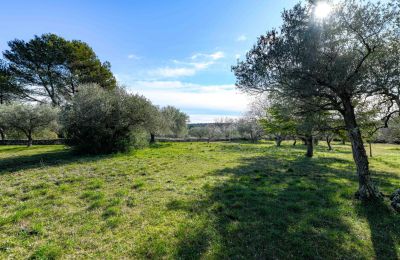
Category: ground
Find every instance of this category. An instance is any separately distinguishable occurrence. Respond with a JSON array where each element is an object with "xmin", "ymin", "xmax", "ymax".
[{"xmin": 0, "ymin": 141, "xmax": 399, "ymax": 259}]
